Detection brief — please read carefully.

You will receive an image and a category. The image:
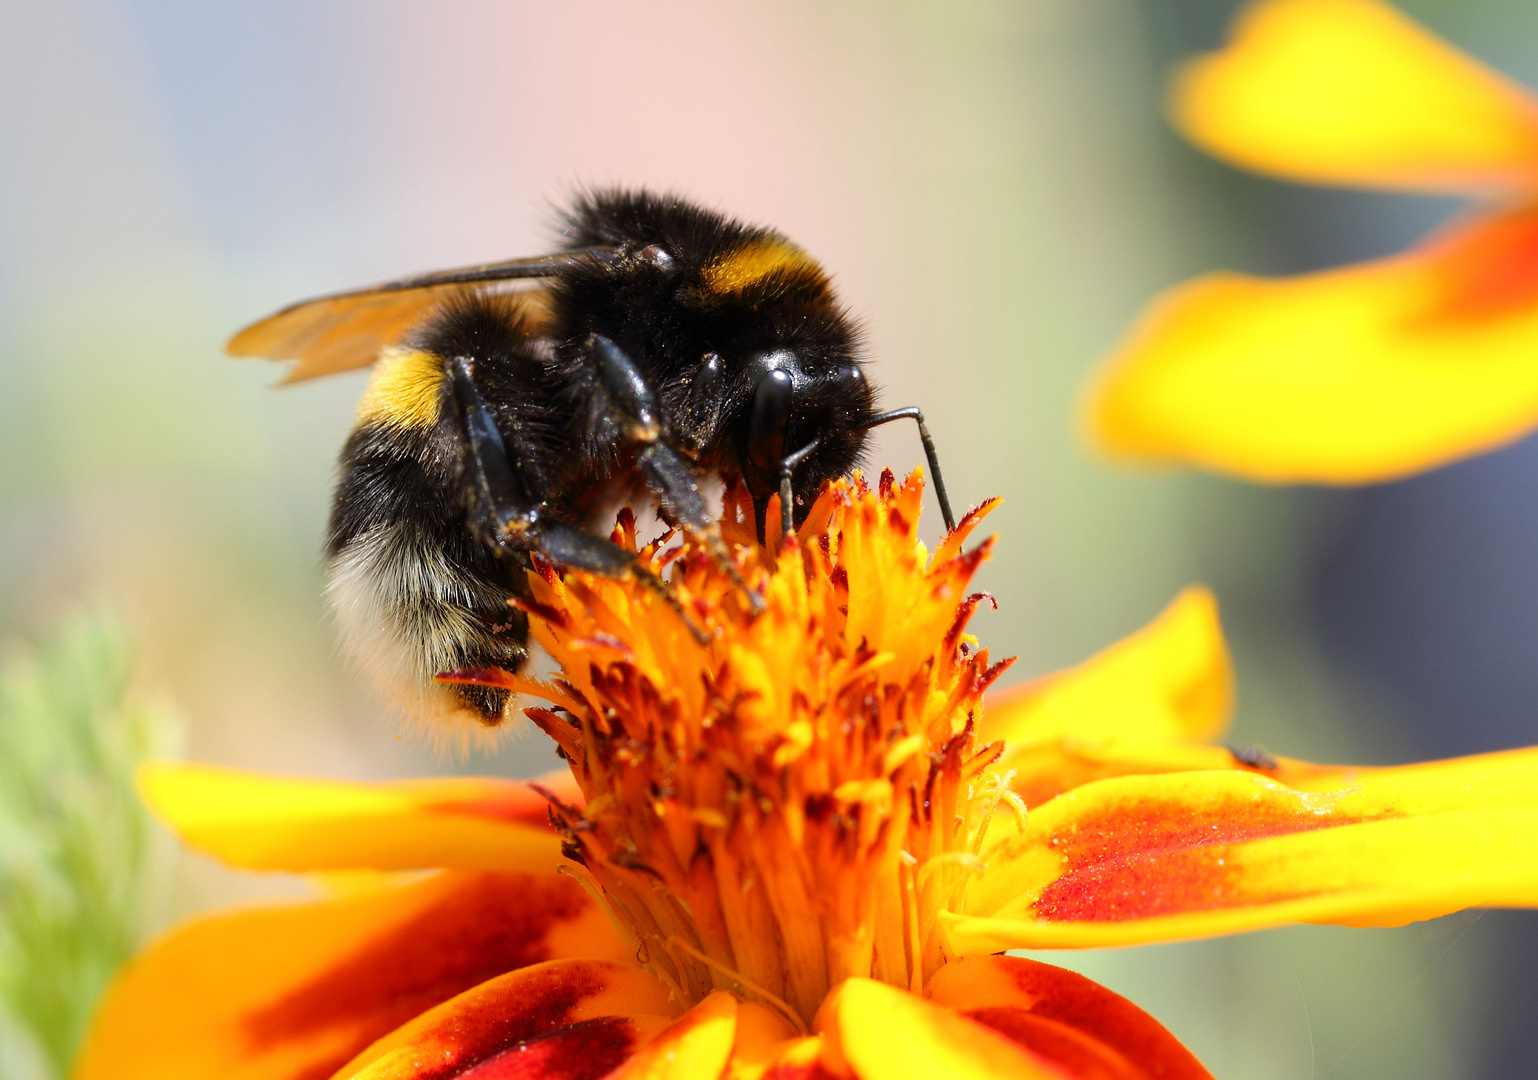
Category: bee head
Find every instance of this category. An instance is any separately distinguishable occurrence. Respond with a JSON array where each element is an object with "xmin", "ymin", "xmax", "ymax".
[{"xmin": 739, "ymin": 347, "xmax": 875, "ymax": 535}]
